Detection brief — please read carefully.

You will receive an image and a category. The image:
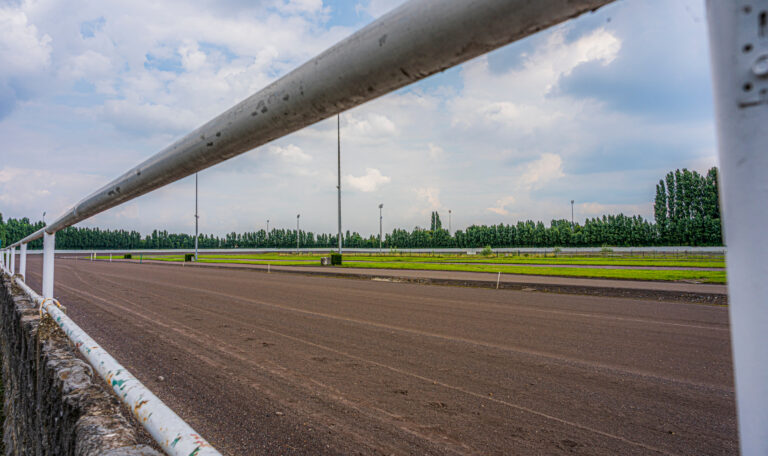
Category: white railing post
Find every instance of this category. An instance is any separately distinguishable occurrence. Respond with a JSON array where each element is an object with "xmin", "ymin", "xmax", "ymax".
[
  {"xmin": 706, "ymin": 1, "xmax": 768, "ymax": 454},
  {"xmin": 19, "ymin": 244, "xmax": 27, "ymax": 281},
  {"xmin": 42, "ymin": 232, "xmax": 55, "ymax": 299},
  {"xmin": 10, "ymin": 246, "xmax": 15, "ymax": 275}
]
